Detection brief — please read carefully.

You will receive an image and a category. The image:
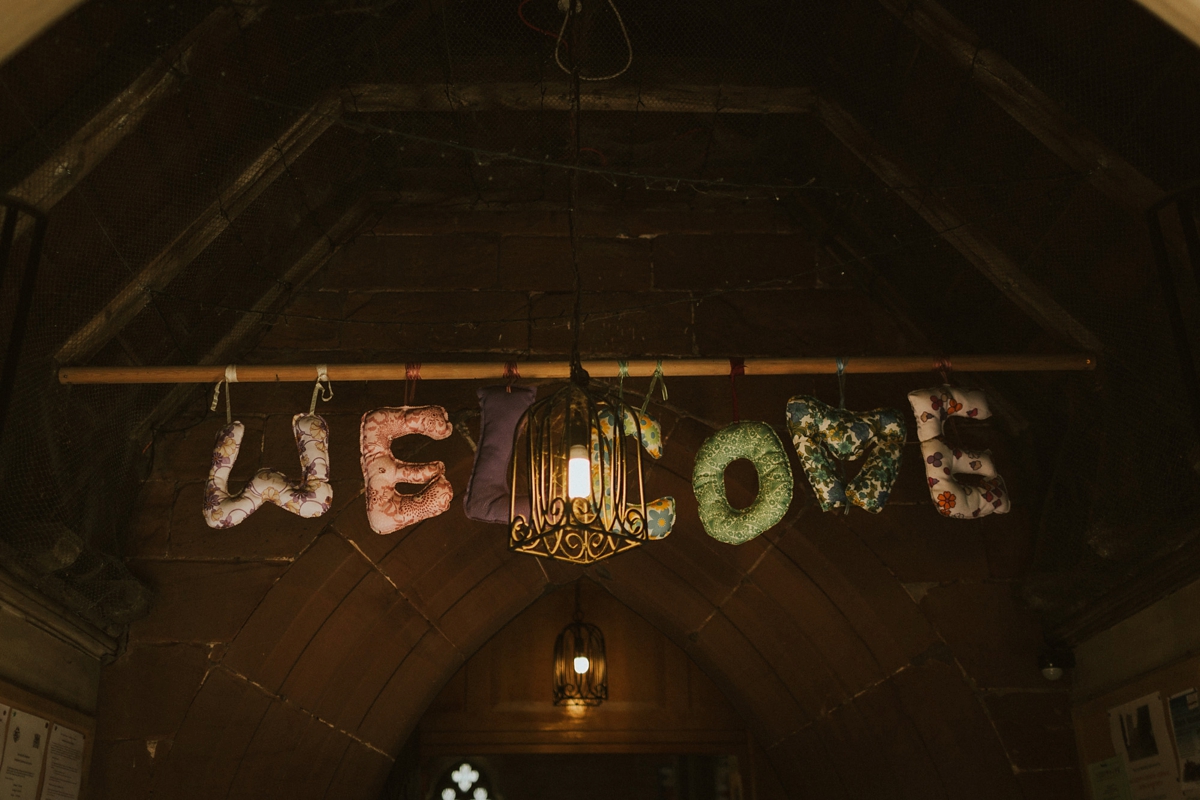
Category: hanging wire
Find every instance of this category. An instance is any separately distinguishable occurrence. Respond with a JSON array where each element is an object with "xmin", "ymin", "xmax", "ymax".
[
  {"xmin": 566, "ymin": 12, "xmax": 590, "ymax": 389},
  {"xmin": 553, "ymin": 0, "xmax": 633, "ymax": 81}
]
